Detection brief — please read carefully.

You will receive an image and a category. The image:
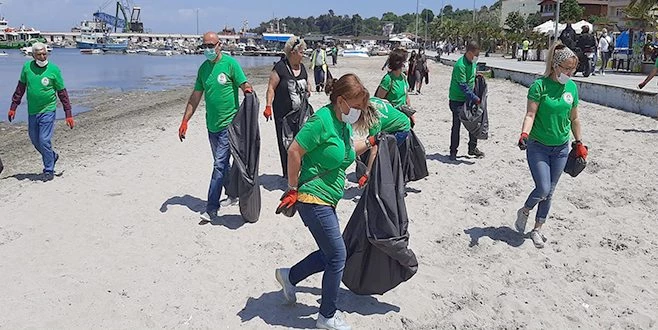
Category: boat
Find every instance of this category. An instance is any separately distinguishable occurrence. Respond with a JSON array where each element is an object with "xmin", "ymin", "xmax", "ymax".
[
  {"xmin": 75, "ymin": 21, "xmax": 128, "ymax": 51},
  {"xmin": 341, "ymin": 48, "xmax": 369, "ymax": 58},
  {"xmin": 80, "ymin": 49, "xmax": 102, "ymax": 55},
  {"xmin": 20, "ymin": 45, "xmax": 53, "ymax": 56},
  {"xmin": 0, "ymin": 18, "xmax": 47, "ymax": 49},
  {"xmin": 148, "ymin": 49, "xmax": 173, "ymax": 56},
  {"xmin": 0, "ymin": 51, "xmax": 8, "ymax": 56}
]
